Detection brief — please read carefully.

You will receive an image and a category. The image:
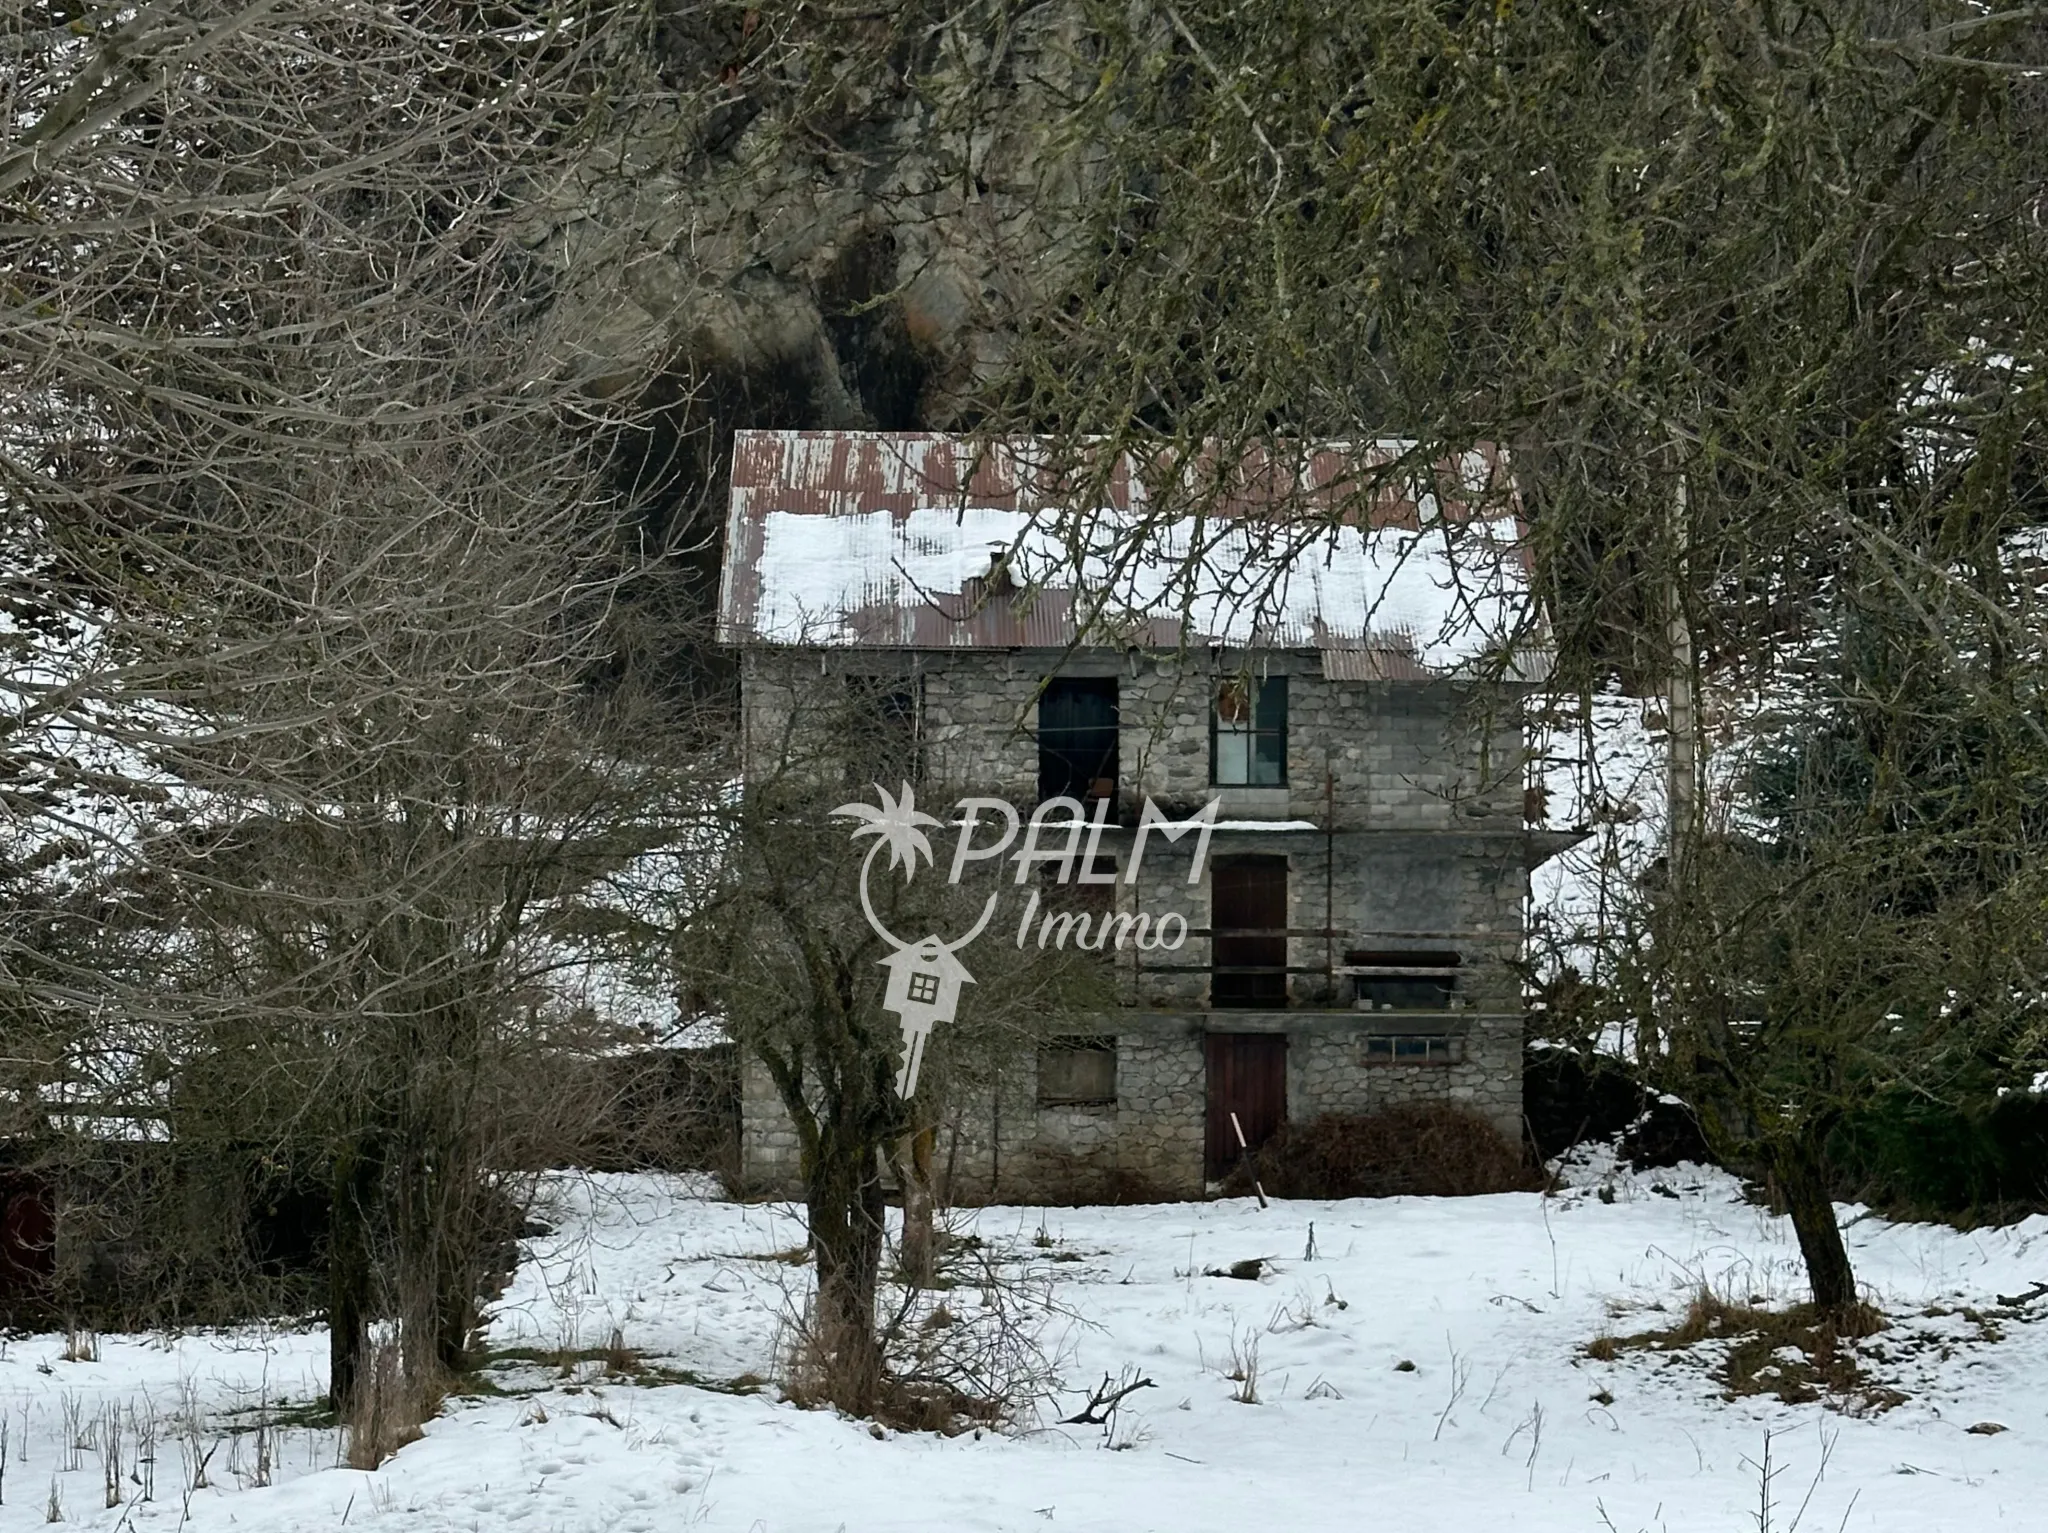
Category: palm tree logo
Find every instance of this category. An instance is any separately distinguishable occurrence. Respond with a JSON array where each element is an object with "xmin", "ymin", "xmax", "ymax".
[{"xmin": 831, "ymin": 783, "xmax": 999, "ymax": 1097}]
